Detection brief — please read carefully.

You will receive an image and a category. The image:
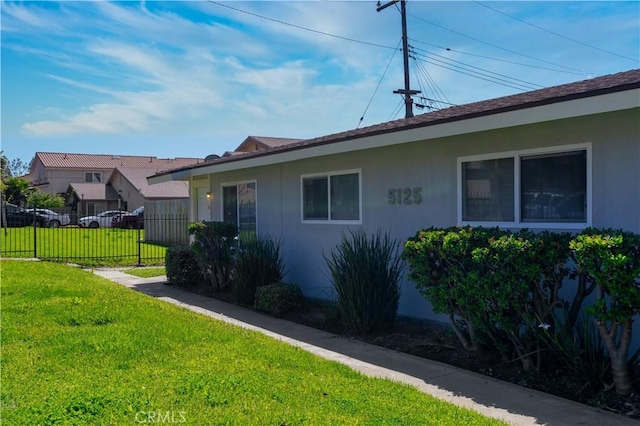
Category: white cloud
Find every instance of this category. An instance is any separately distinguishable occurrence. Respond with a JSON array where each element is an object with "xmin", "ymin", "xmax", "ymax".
[{"xmin": 3, "ymin": 0, "xmax": 638, "ymax": 156}]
